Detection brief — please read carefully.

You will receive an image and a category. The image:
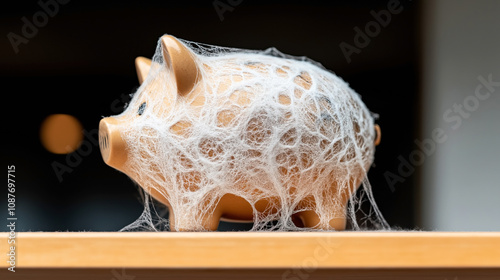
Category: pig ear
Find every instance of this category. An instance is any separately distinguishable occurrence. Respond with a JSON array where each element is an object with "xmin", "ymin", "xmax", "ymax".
[
  {"xmin": 135, "ymin": 57, "xmax": 152, "ymax": 84},
  {"xmin": 160, "ymin": 35, "xmax": 200, "ymax": 96}
]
